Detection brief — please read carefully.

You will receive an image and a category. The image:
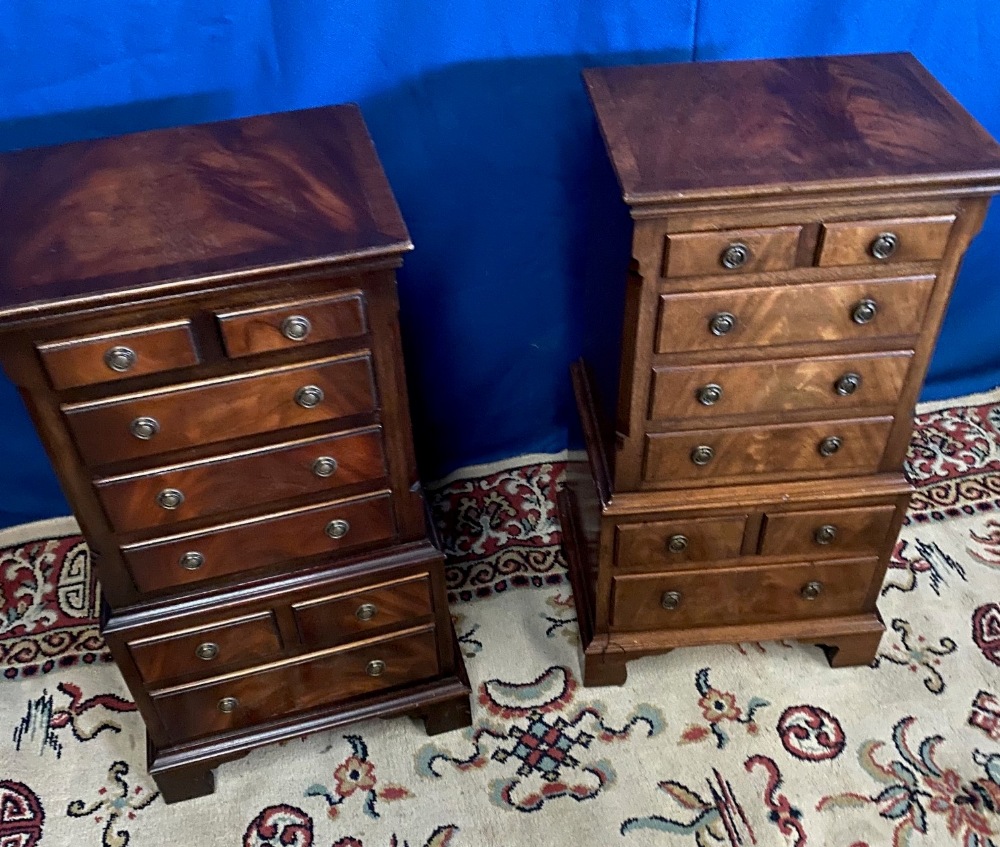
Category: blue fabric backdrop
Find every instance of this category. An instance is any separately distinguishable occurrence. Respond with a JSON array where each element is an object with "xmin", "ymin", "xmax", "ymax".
[{"xmin": 1, "ymin": 2, "xmax": 998, "ymax": 526}]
